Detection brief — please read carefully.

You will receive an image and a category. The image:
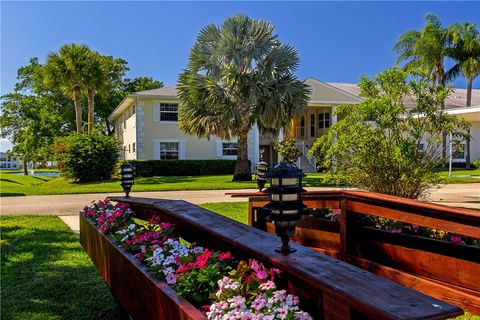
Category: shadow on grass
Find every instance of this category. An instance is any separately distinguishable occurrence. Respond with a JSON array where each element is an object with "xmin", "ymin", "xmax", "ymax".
[
  {"xmin": 0, "ymin": 192, "xmax": 26, "ymax": 197},
  {"xmin": 0, "ymin": 178, "xmax": 23, "ymax": 185},
  {"xmin": 1, "ymin": 217, "xmax": 129, "ymax": 320},
  {"xmin": 136, "ymin": 176, "xmax": 196, "ymax": 184}
]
